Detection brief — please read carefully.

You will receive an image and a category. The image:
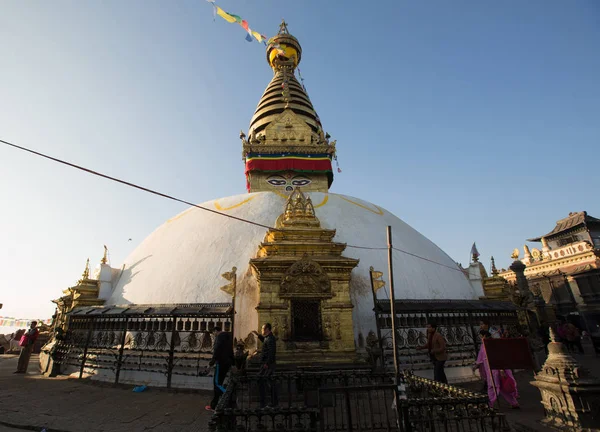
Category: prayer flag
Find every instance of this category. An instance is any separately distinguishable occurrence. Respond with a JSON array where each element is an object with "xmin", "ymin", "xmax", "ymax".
[
  {"xmin": 216, "ymin": 7, "xmax": 238, "ymax": 23},
  {"xmin": 251, "ymin": 31, "xmax": 264, "ymax": 43},
  {"xmin": 471, "ymin": 242, "xmax": 480, "ymax": 259},
  {"xmin": 245, "ymin": 33, "xmax": 253, "ymax": 42}
]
